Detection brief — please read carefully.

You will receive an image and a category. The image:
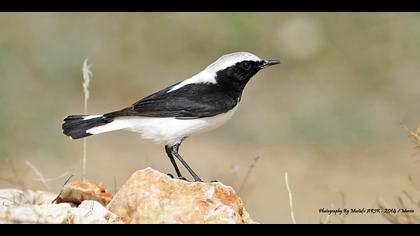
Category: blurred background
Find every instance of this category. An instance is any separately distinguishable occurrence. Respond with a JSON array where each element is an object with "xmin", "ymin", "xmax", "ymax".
[{"xmin": 0, "ymin": 13, "xmax": 420, "ymax": 223}]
